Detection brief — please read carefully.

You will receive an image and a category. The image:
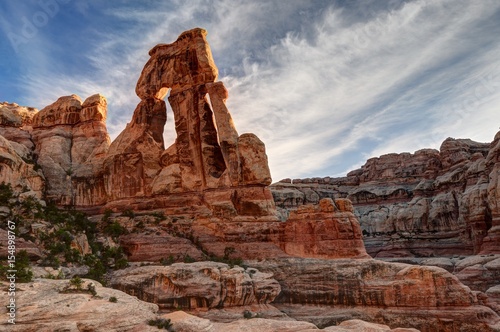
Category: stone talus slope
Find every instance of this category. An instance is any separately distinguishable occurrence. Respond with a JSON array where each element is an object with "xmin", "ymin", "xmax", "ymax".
[{"xmin": 272, "ymin": 134, "xmax": 500, "ymax": 257}]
